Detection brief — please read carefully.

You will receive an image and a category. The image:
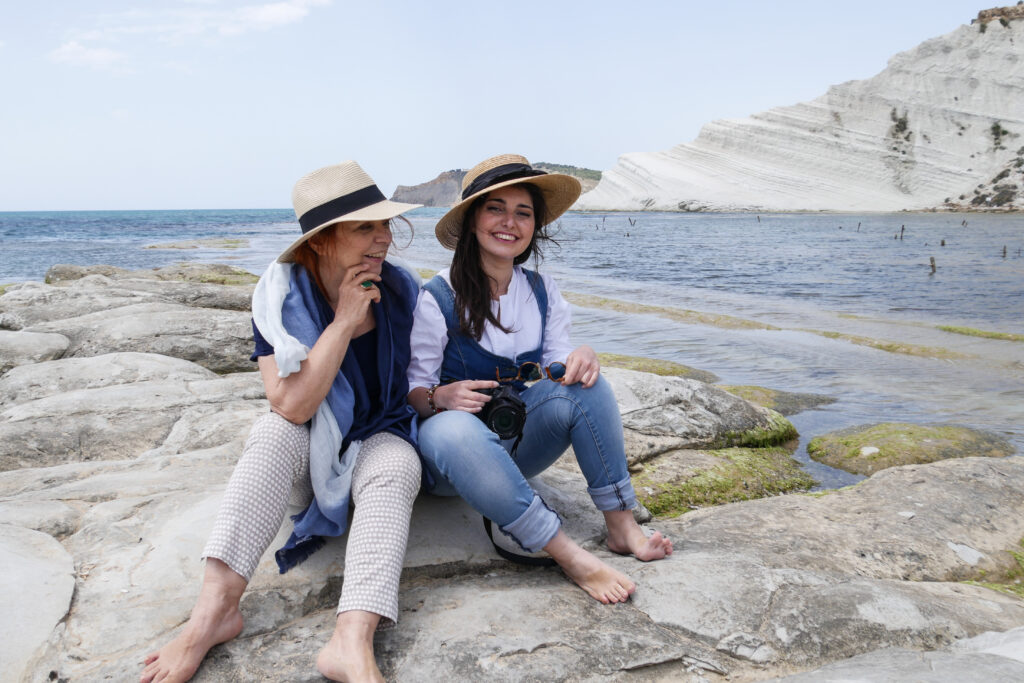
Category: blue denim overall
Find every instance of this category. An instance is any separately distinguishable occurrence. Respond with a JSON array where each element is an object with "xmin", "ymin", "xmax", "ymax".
[{"xmin": 418, "ymin": 270, "xmax": 638, "ymax": 553}]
